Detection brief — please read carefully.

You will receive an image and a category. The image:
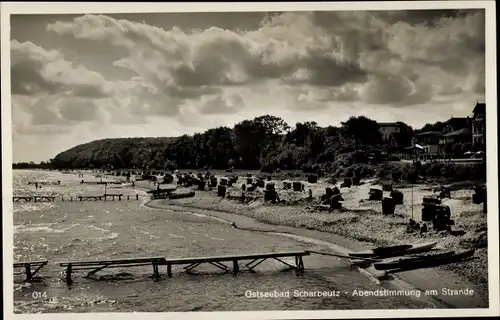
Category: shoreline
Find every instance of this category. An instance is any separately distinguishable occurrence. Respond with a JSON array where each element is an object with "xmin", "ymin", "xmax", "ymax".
[
  {"xmin": 146, "ymin": 200, "xmax": 488, "ymax": 308},
  {"xmin": 139, "ymin": 180, "xmax": 488, "ymax": 308},
  {"xmin": 11, "ymin": 170, "xmax": 489, "ymax": 308}
]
